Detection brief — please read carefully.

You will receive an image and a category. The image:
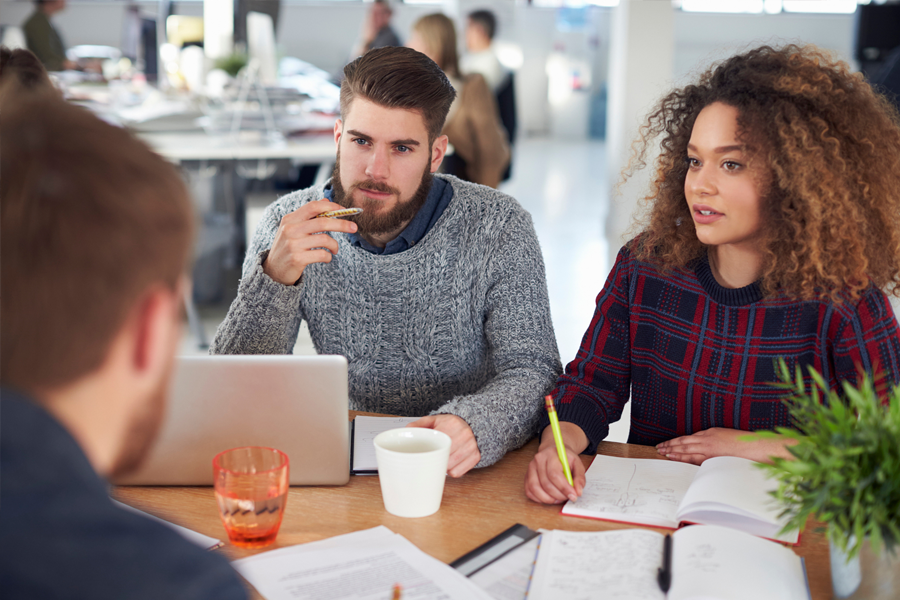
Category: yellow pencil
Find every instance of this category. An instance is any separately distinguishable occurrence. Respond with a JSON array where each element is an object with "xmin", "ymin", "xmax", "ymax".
[
  {"xmin": 392, "ymin": 583, "xmax": 402, "ymax": 599},
  {"xmin": 544, "ymin": 395, "xmax": 574, "ymax": 487}
]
